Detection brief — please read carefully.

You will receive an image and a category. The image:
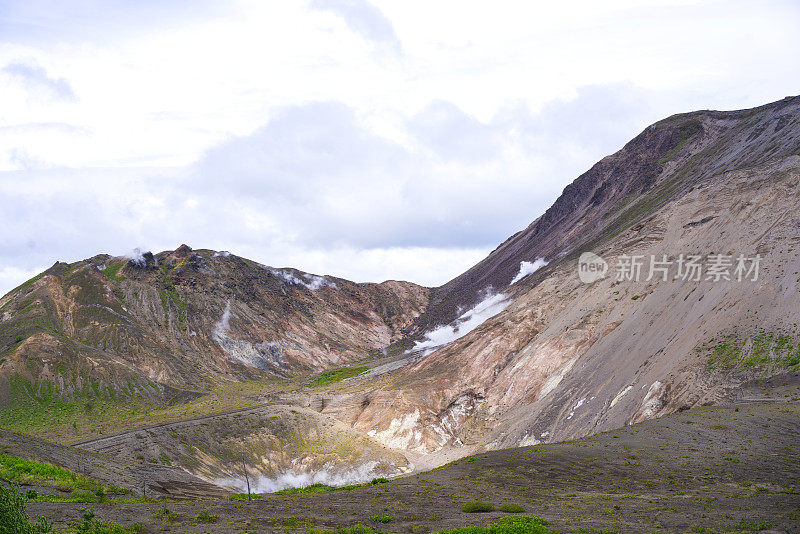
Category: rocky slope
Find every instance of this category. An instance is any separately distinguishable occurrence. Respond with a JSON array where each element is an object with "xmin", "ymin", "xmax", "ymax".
[
  {"xmin": 0, "ymin": 245, "xmax": 428, "ymax": 411},
  {"xmin": 335, "ymin": 95, "xmax": 800, "ymax": 456}
]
